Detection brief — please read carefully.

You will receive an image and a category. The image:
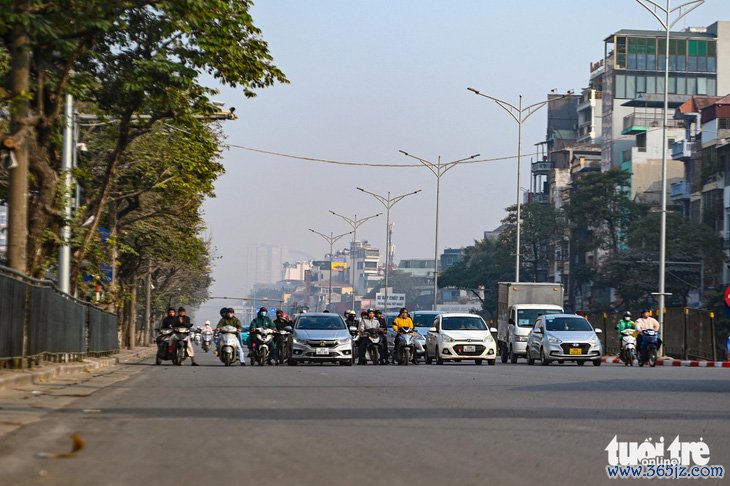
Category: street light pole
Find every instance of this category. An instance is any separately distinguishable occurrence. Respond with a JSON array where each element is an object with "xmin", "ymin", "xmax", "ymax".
[
  {"xmin": 357, "ymin": 187, "xmax": 421, "ymax": 313},
  {"xmin": 329, "ymin": 210, "xmax": 382, "ymax": 311},
  {"xmin": 399, "ymin": 151, "xmax": 480, "ymax": 310},
  {"xmin": 468, "ymin": 87, "xmax": 574, "ymax": 282},
  {"xmin": 309, "ymin": 228, "xmax": 353, "ymax": 309},
  {"xmin": 635, "ymin": 0, "xmax": 704, "ymax": 344}
]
